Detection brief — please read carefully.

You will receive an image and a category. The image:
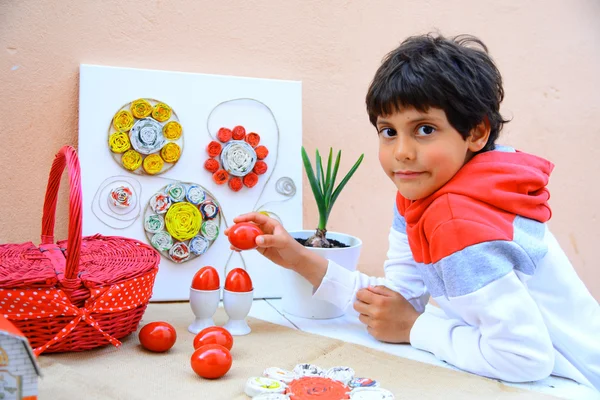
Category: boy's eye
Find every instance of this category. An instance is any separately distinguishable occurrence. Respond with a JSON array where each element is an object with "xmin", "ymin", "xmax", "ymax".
[
  {"xmin": 417, "ymin": 125, "xmax": 436, "ymax": 136},
  {"xmin": 379, "ymin": 128, "xmax": 396, "ymax": 138}
]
